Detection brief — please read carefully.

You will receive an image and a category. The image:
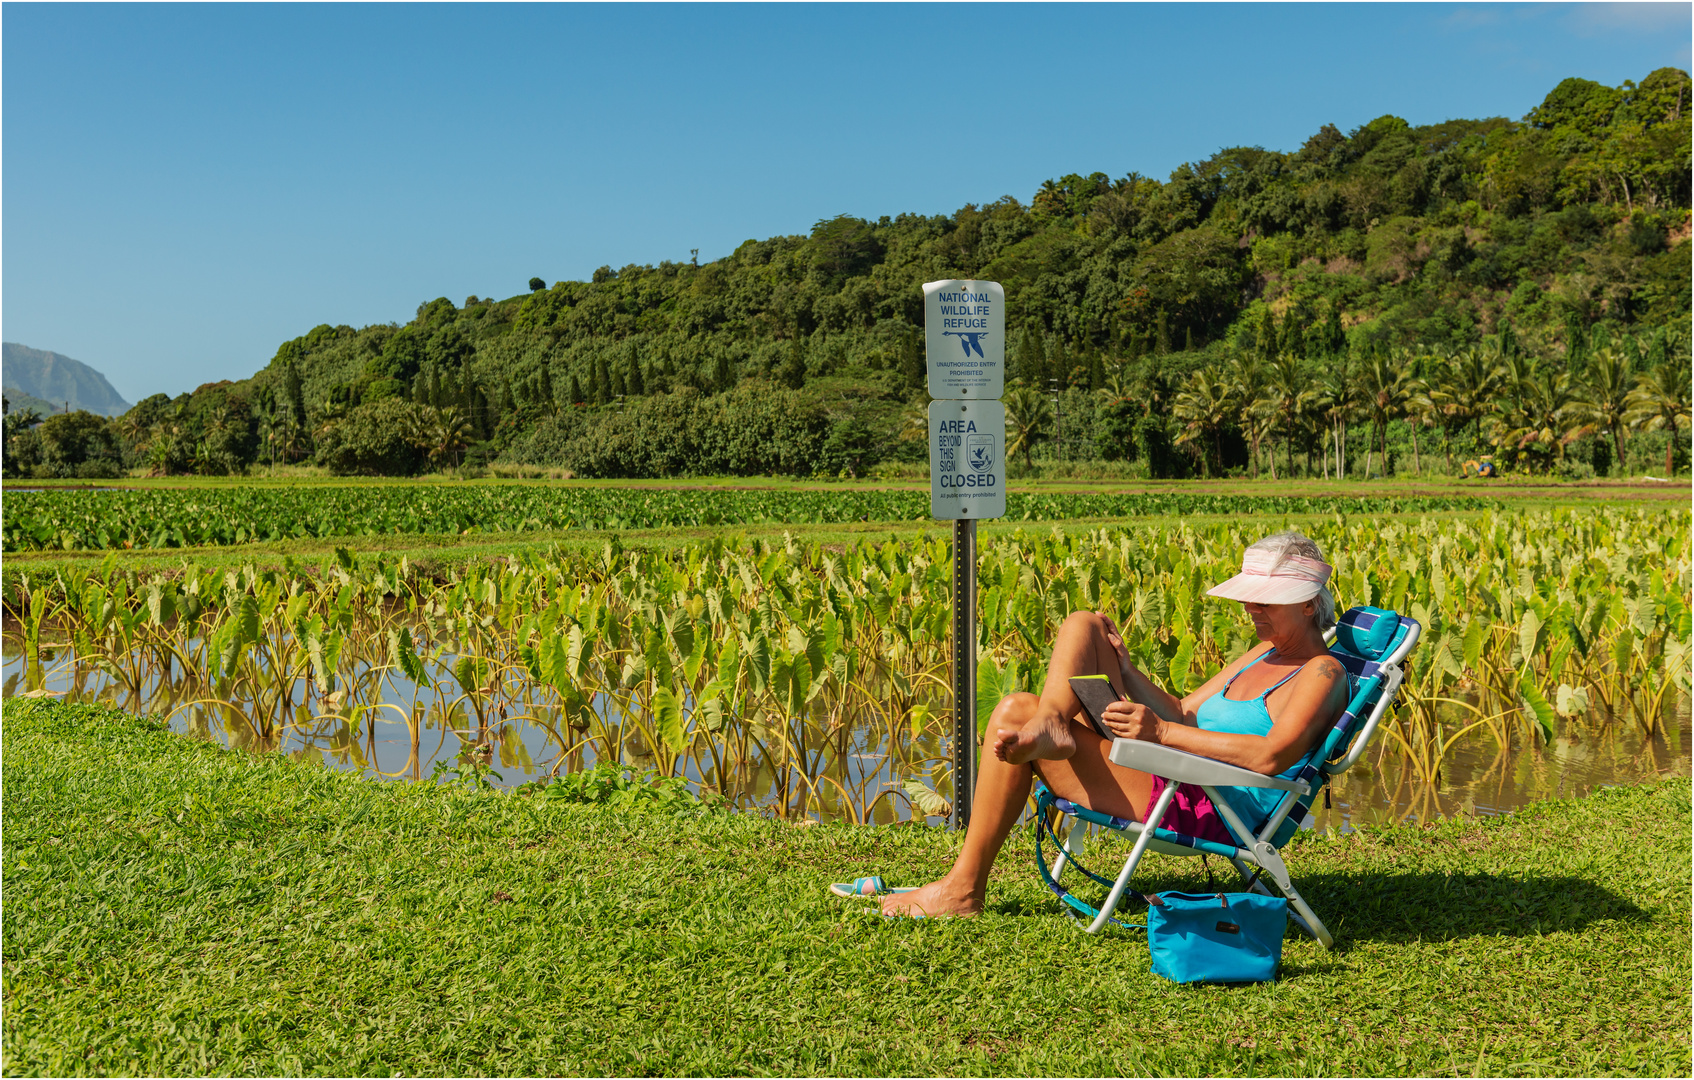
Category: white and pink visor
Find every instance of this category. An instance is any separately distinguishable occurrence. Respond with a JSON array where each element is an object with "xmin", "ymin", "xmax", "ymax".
[{"xmin": 1207, "ymin": 550, "xmax": 1332, "ymax": 605}]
